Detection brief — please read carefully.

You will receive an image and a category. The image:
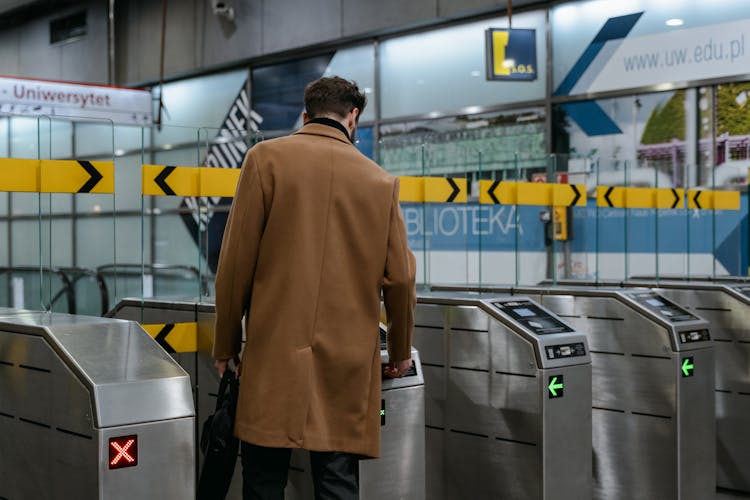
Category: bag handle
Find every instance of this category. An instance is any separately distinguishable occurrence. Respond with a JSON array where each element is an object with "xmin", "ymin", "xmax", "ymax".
[{"xmin": 215, "ymin": 368, "xmax": 235, "ymax": 412}]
